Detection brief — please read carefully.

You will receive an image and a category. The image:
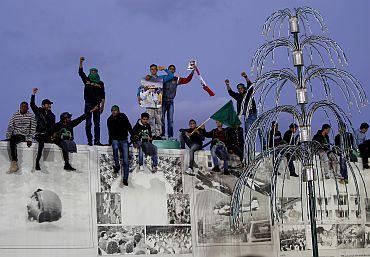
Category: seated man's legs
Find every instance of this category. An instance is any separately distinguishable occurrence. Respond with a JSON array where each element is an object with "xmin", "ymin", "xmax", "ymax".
[
  {"xmin": 179, "ymin": 133, "xmax": 192, "ymax": 149},
  {"xmin": 210, "ymin": 145, "xmax": 220, "ymax": 171},
  {"xmin": 359, "ymin": 142, "xmax": 369, "ymax": 168},
  {"xmin": 318, "ymin": 150, "xmax": 330, "ymax": 178},
  {"xmin": 8, "ymin": 135, "xmax": 25, "ymax": 172},
  {"xmin": 217, "ymin": 145, "xmax": 229, "ymax": 172},
  {"xmin": 189, "ymin": 144, "xmax": 202, "ymax": 169},
  {"xmin": 55, "ymin": 140, "xmax": 73, "ymax": 170},
  {"xmin": 137, "ymin": 141, "xmax": 144, "ymax": 167}
]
